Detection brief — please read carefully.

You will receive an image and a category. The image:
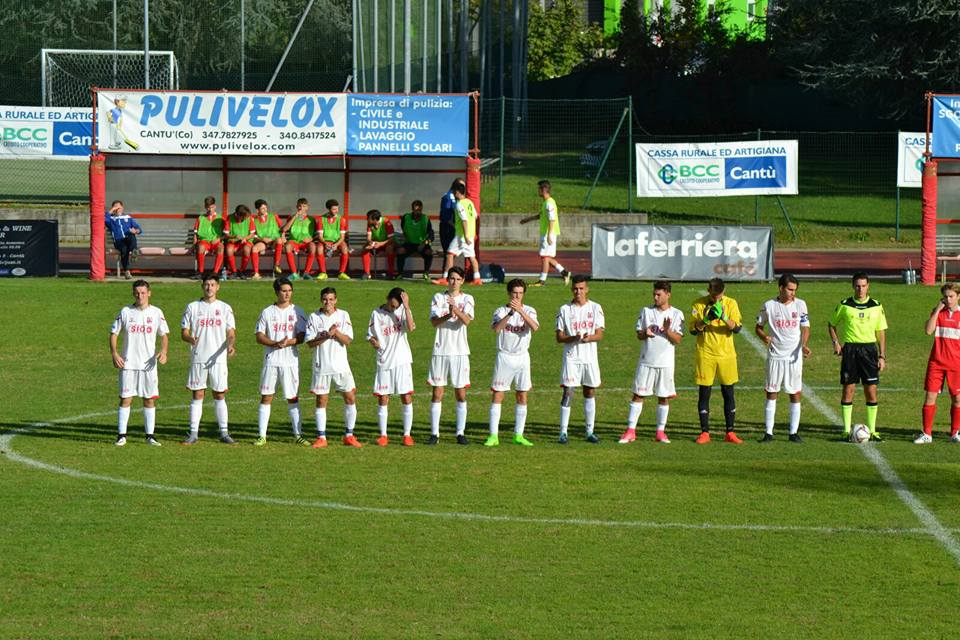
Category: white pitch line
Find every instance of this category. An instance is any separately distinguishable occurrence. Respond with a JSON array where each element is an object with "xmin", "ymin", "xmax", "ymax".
[
  {"xmin": 740, "ymin": 310, "xmax": 960, "ymax": 566},
  {"xmin": 0, "ymin": 419, "xmax": 944, "ymax": 539}
]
